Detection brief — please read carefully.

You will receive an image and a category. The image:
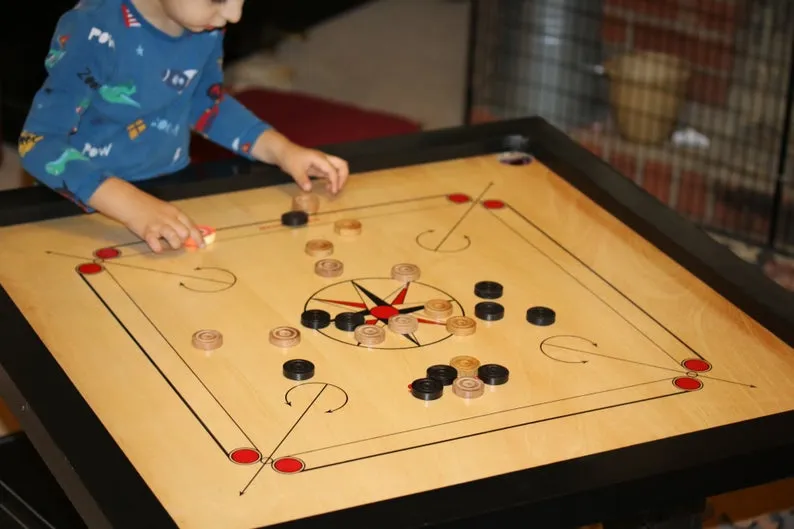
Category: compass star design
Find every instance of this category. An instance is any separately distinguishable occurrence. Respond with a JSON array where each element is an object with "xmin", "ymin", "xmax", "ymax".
[{"xmin": 305, "ymin": 278, "xmax": 464, "ymax": 349}]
